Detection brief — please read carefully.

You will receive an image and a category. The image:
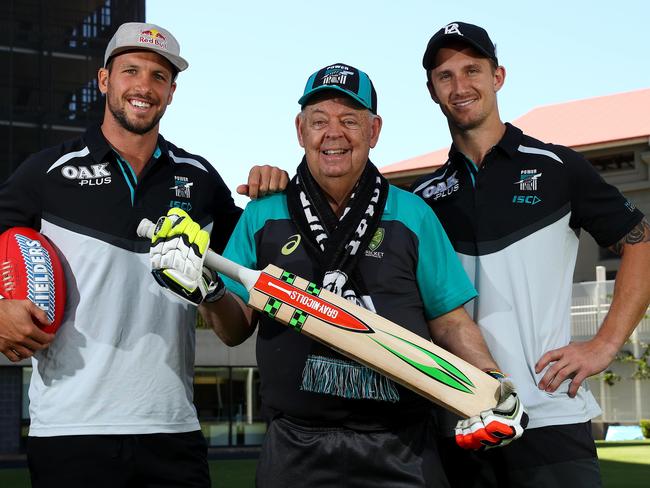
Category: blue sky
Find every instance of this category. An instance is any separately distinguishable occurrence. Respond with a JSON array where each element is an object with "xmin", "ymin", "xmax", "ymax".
[{"xmin": 146, "ymin": 1, "xmax": 650, "ymax": 206}]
